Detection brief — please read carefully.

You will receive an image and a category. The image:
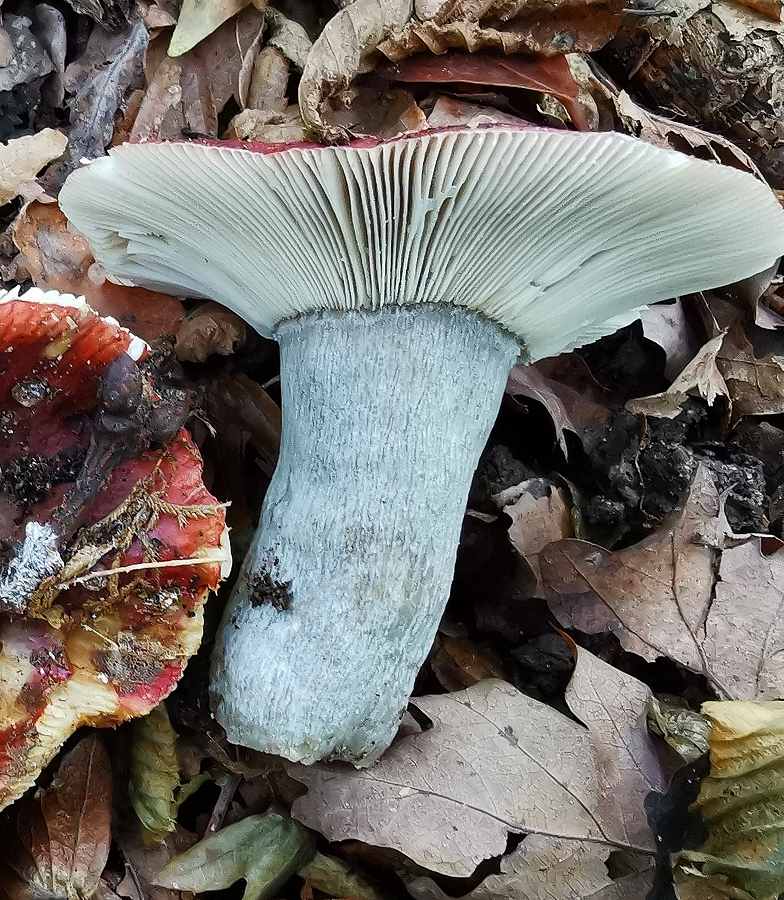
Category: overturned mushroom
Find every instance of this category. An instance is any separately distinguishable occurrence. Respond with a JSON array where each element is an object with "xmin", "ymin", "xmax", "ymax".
[
  {"xmin": 0, "ymin": 287, "xmax": 229, "ymax": 808},
  {"xmin": 60, "ymin": 127, "xmax": 784, "ymax": 765}
]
